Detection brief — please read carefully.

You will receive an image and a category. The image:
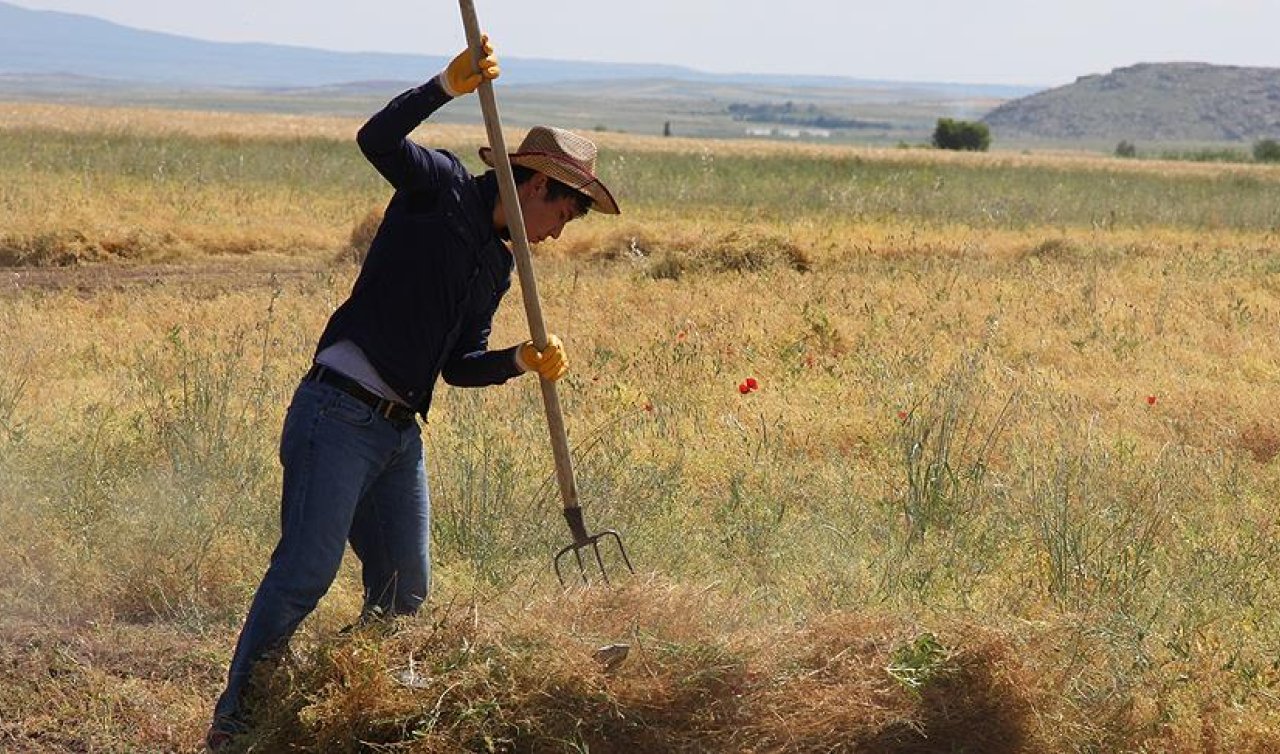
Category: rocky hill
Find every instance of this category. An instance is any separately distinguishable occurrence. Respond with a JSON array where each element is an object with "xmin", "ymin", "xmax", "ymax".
[{"xmin": 983, "ymin": 62, "xmax": 1280, "ymax": 142}]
